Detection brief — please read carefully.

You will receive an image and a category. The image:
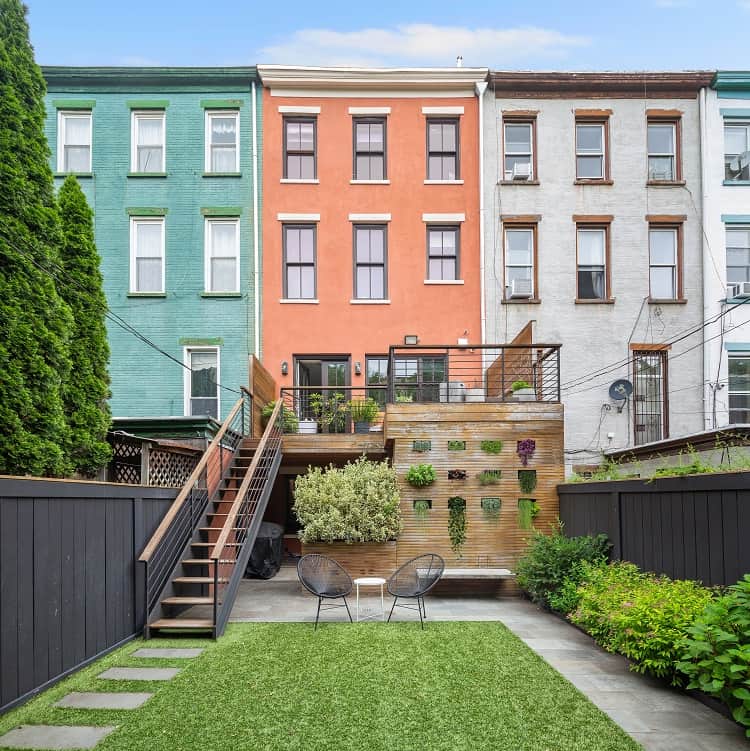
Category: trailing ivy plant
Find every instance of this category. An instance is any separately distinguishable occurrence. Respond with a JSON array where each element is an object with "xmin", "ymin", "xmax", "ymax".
[
  {"xmin": 481, "ymin": 497, "xmax": 501, "ymax": 518},
  {"xmin": 447, "ymin": 440, "xmax": 466, "ymax": 451},
  {"xmin": 406, "ymin": 463, "xmax": 436, "ymax": 487},
  {"xmin": 477, "ymin": 469, "xmax": 501, "ymax": 485},
  {"xmin": 480, "ymin": 440, "xmax": 503, "ymax": 455},
  {"xmin": 518, "ymin": 470, "xmax": 537, "ymax": 494},
  {"xmin": 447, "ymin": 496, "xmax": 467, "ymax": 557},
  {"xmin": 413, "ymin": 499, "xmax": 431, "ymax": 518},
  {"xmin": 518, "ymin": 498, "xmax": 540, "ymax": 530}
]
